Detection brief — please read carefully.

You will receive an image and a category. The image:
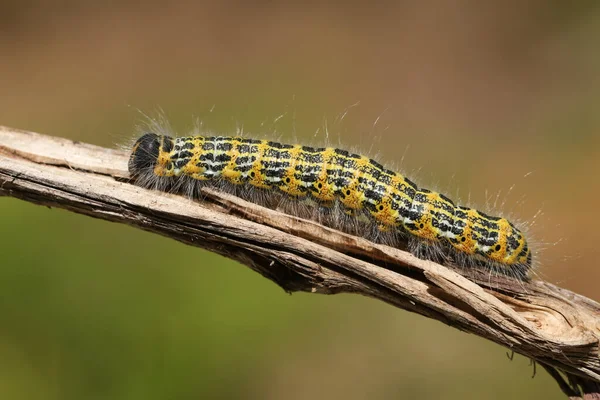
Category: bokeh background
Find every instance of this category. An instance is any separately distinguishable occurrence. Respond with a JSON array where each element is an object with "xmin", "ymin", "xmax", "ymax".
[{"xmin": 1, "ymin": 2, "xmax": 599, "ymax": 399}]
